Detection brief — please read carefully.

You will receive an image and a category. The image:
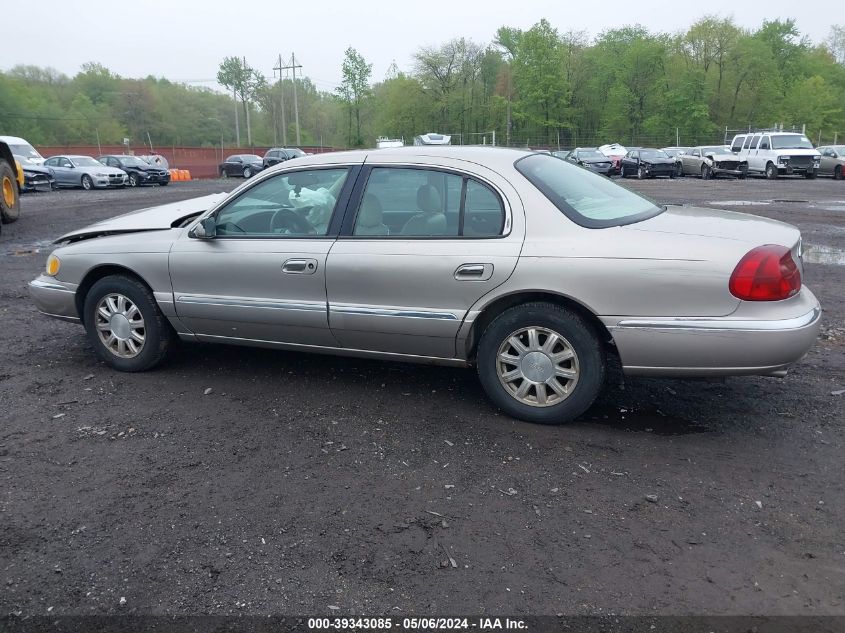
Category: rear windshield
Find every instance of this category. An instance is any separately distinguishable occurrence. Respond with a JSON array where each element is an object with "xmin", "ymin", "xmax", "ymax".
[
  {"xmin": 576, "ymin": 150, "xmax": 605, "ymax": 160},
  {"xmin": 640, "ymin": 149, "xmax": 669, "ymax": 159},
  {"xmin": 515, "ymin": 154, "xmax": 663, "ymax": 228}
]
